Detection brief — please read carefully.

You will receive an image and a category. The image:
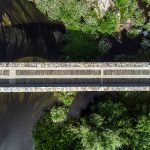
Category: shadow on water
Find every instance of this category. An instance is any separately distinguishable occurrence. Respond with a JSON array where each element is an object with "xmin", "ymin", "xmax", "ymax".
[
  {"xmin": 0, "ymin": 22, "xmax": 66, "ymax": 61},
  {"xmin": 0, "ymin": 93, "xmax": 56, "ymax": 150},
  {"xmin": 0, "ymin": 0, "xmax": 149, "ymax": 62},
  {"xmin": 0, "ymin": 0, "xmax": 149, "ymax": 149},
  {"xmin": 0, "ymin": 0, "xmax": 66, "ymax": 62},
  {"xmin": 0, "ymin": 1, "xmax": 63, "ymax": 150}
]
